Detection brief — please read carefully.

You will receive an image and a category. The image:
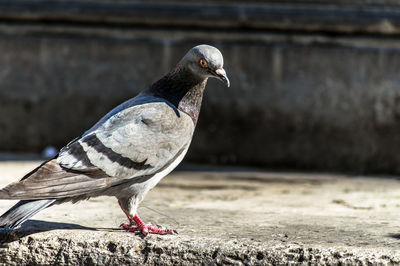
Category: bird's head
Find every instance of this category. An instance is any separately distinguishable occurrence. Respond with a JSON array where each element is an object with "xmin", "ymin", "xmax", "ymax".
[{"xmin": 180, "ymin": 44, "xmax": 230, "ymax": 87}]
